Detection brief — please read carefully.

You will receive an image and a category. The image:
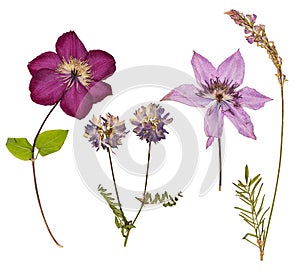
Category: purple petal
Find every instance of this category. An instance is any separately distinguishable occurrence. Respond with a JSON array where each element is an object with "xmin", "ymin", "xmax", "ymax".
[
  {"xmin": 88, "ymin": 81, "xmax": 112, "ymax": 104},
  {"xmin": 29, "ymin": 69, "xmax": 66, "ymax": 105},
  {"xmin": 237, "ymin": 87, "xmax": 272, "ymax": 110},
  {"xmin": 56, "ymin": 31, "xmax": 87, "ymax": 61},
  {"xmin": 204, "ymin": 103, "xmax": 224, "ymax": 148},
  {"xmin": 60, "ymin": 81, "xmax": 92, "ymax": 119},
  {"xmin": 191, "ymin": 51, "xmax": 217, "ymax": 86},
  {"xmin": 206, "ymin": 137, "xmax": 214, "ymax": 149},
  {"xmin": 223, "ymin": 104, "xmax": 256, "ymax": 139},
  {"xmin": 86, "ymin": 50, "xmax": 116, "ymax": 81},
  {"xmin": 217, "ymin": 50, "xmax": 244, "ymax": 85},
  {"xmin": 28, "ymin": 52, "xmax": 62, "ymax": 75},
  {"xmin": 161, "ymin": 84, "xmax": 212, "ymax": 107}
]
